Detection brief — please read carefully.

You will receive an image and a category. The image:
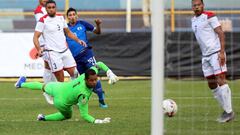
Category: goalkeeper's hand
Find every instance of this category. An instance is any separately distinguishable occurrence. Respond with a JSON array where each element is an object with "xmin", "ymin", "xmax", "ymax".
[
  {"xmin": 94, "ymin": 117, "xmax": 111, "ymax": 124},
  {"xmin": 106, "ymin": 70, "xmax": 119, "ymax": 84}
]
